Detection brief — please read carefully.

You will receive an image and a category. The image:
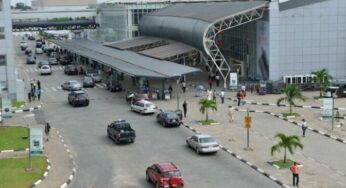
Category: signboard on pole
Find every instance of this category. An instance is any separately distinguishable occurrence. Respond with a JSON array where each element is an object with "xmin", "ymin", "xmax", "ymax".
[
  {"xmin": 323, "ymin": 98, "xmax": 333, "ymax": 118},
  {"xmin": 244, "ymin": 116, "xmax": 252, "ymax": 128},
  {"xmin": 229, "ymin": 72, "xmax": 238, "ymax": 90},
  {"xmin": 1, "ymin": 96, "xmax": 12, "ymax": 118},
  {"xmin": 30, "ymin": 128, "xmax": 43, "ymax": 155}
]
